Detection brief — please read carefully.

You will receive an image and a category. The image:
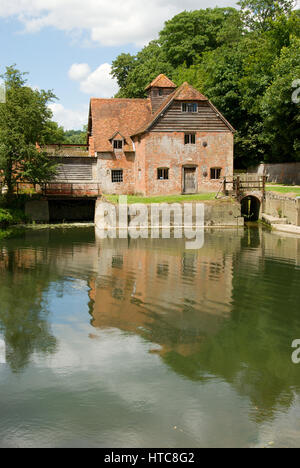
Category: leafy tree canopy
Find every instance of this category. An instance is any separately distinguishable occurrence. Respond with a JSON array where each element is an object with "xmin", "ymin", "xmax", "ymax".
[
  {"xmin": 237, "ymin": 0, "xmax": 295, "ymax": 31},
  {"xmin": 111, "ymin": 4, "xmax": 300, "ymax": 167},
  {"xmin": 0, "ymin": 66, "xmax": 58, "ymax": 199}
]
